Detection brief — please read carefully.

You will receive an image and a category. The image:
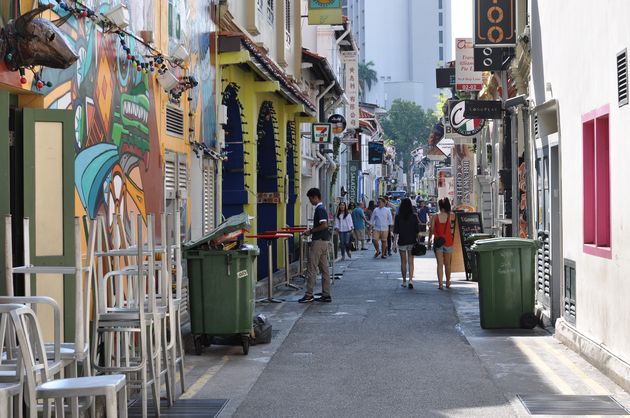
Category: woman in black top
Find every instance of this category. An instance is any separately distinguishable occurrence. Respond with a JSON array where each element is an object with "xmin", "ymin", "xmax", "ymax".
[{"xmin": 393, "ymin": 198, "xmax": 420, "ymax": 289}]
